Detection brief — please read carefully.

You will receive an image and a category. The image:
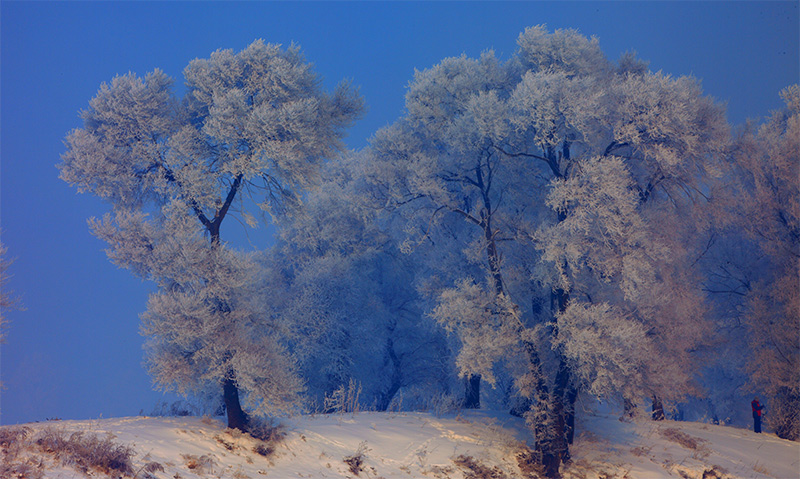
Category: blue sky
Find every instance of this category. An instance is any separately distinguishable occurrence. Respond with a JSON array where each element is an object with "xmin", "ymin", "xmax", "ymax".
[{"xmin": 1, "ymin": 1, "xmax": 797, "ymax": 425}]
